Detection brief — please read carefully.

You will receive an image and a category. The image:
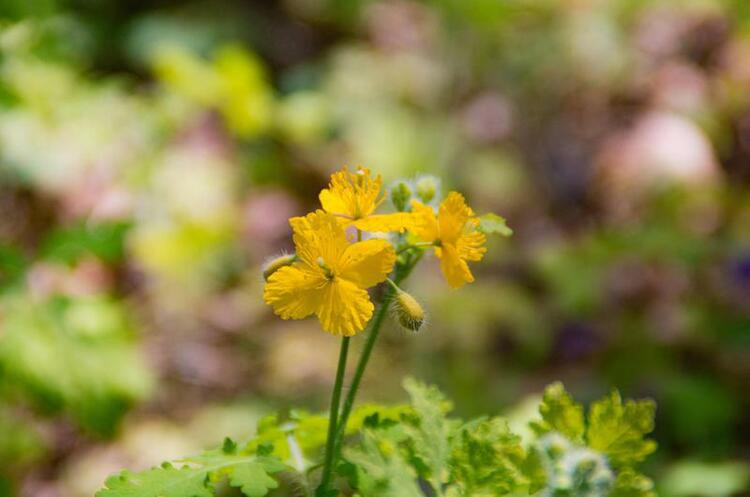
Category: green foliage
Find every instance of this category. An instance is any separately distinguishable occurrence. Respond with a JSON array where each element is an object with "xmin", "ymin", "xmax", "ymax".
[
  {"xmin": 40, "ymin": 221, "xmax": 130, "ymax": 265},
  {"xmin": 0, "ymin": 407, "xmax": 46, "ymax": 475},
  {"xmin": 0, "ymin": 244, "xmax": 27, "ymax": 292},
  {"xmin": 0, "ymin": 294, "xmax": 153, "ymax": 435},
  {"xmin": 400, "ymin": 378, "xmax": 456, "ymax": 491},
  {"xmin": 344, "ymin": 431, "xmax": 423, "ymax": 497},
  {"xmin": 97, "ymin": 380, "xmax": 658, "ymax": 497},
  {"xmin": 529, "ymin": 383, "xmax": 657, "ymax": 497},
  {"xmin": 587, "ymin": 391, "xmax": 657, "ymax": 468},
  {"xmin": 450, "ymin": 418, "xmax": 544, "ymax": 496},
  {"xmin": 659, "ymin": 460, "xmax": 750, "ymax": 497},
  {"xmin": 531, "ymin": 381, "xmax": 585, "ymax": 443},
  {"xmin": 248, "ymin": 404, "xmax": 411, "ymax": 469},
  {"xmin": 477, "ymin": 213, "xmax": 512, "ymax": 237},
  {"xmin": 609, "ymin": 469, "xmax": 656, "ymax": 497},
  {"xmin": 532, "ymin": 383, "xmax": 656, "ymax": 468},
  {"xmin": 97, "ymin": 439, "xmax": 286, "ymax": 497}
]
